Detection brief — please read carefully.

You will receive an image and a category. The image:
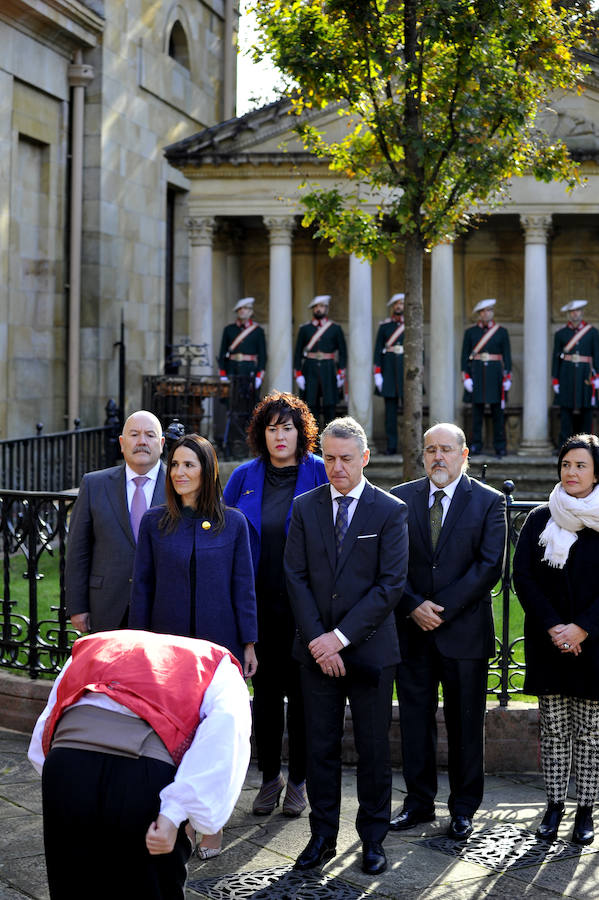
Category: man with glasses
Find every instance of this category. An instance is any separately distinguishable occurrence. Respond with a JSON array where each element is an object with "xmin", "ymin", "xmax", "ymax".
[{"xmin": 389, "ymin": 423, "xmax": 506, "ymax": 841}]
